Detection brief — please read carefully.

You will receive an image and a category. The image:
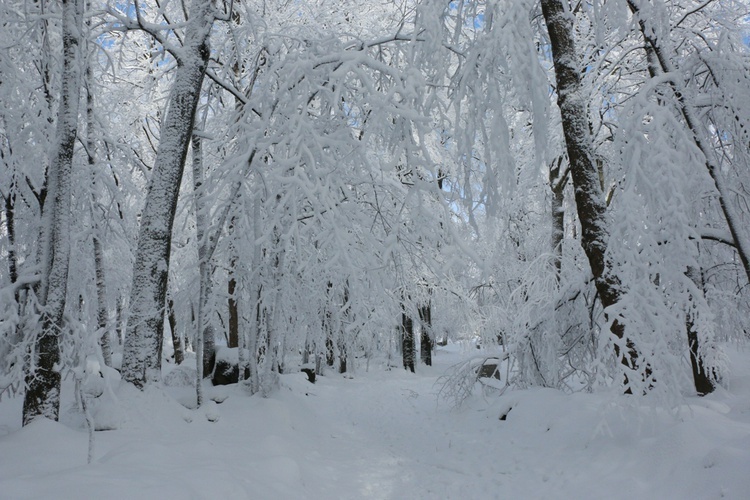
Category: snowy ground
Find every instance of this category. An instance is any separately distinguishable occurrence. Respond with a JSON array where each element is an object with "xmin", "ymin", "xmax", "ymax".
[{"xmin": 1, "ymin": 344, "xmax": 749, "ymax": 499}]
